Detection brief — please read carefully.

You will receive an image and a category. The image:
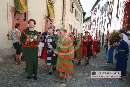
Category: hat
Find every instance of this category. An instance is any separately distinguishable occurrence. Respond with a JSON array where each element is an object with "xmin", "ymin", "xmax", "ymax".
[
  {"xmin": 120, "ymin": 29, "xmax": 127, "ymax": 33},
  {"xmin": 60, "ymin": 28, "xmax": 67, "ymax": 32},
  {"xmin": 85, "ymin": 31, "xmax": 89, "ymax": 34}
]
